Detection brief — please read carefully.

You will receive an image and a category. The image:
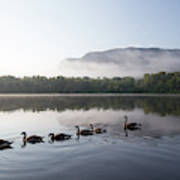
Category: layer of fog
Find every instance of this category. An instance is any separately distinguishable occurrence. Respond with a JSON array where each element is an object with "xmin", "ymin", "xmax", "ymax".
[
  {"xmin": 56, "ymin": 109, "xmax": 180, "ymax": 138},
  {"xmin": 59, "ymin": 48, "xmax": 180, "ymax": 78}
]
